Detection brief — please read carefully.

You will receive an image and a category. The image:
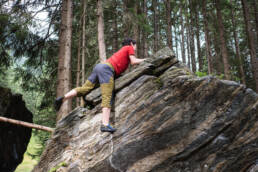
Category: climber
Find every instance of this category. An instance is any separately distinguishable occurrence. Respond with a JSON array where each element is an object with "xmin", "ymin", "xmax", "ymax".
[{"xmin": 54, "ymin": 38, "xmax": 146, "ymax": 133}]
